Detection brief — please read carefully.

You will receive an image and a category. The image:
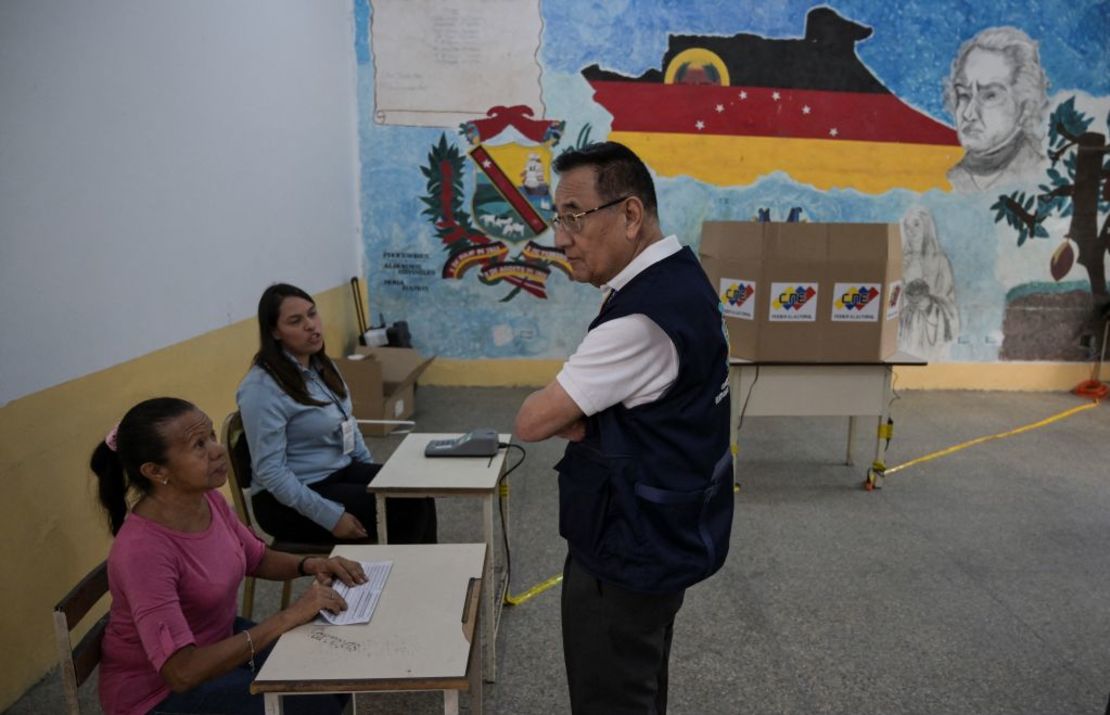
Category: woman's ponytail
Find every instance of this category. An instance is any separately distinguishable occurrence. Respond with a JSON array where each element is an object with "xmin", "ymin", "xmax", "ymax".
[
  {"xmin": 89, "ymin": 397, "xmax": 196, "ymax": 535},
  {"xmin": 89, "ymin": 440, "xmax": 129, "ymax": 535}
]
